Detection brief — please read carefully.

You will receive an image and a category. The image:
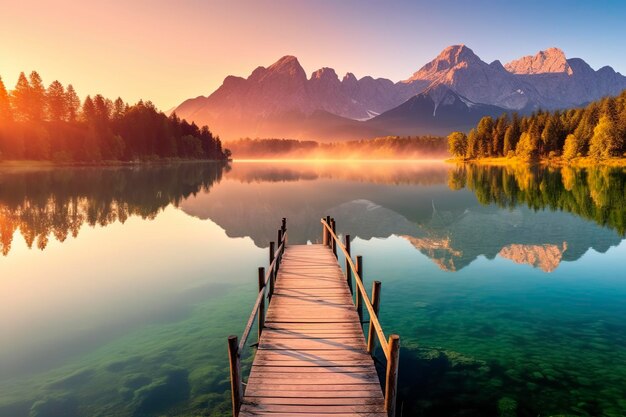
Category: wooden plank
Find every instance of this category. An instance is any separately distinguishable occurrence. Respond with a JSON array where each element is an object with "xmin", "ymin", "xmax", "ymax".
[
  {"xmin": 240, "ymin": 404, "xmax": 386, "ymax": 413},
  {"xmin": 241, "ymin": 244, "xmax": 385, "ymax": 415},
  {"xmin": 243, "ymin": 397, "xmax": 383, "ymax": 405},
  {"xmin": 244, "ymin": 389, "xmax": 382, "ymax": 398}
]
